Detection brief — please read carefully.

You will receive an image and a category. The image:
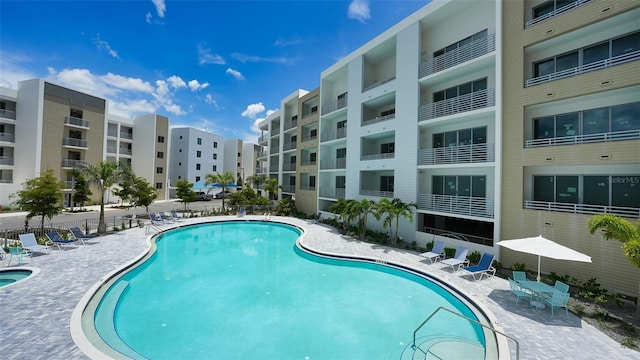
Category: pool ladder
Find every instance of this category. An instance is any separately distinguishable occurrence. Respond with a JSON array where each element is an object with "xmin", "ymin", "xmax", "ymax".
[{"xmin": 406, "ymin": 306, "xmax": 520, "ymax": 360}]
